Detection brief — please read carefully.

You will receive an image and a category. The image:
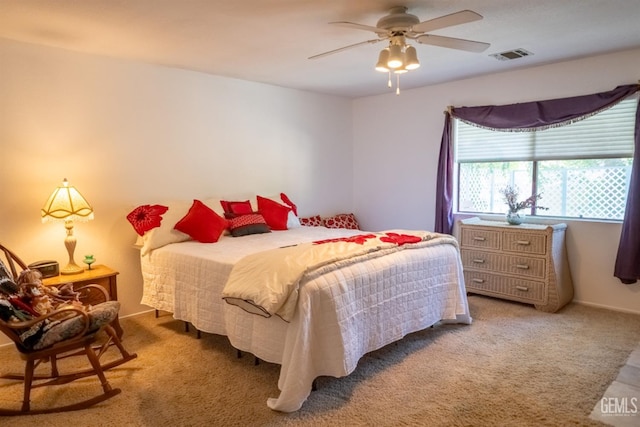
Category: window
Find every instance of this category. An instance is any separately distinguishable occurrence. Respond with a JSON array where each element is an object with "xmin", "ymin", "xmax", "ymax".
[{"xmin": 455, "ymin": 96, "xmax": 637, "ymax": 220}]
